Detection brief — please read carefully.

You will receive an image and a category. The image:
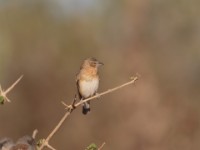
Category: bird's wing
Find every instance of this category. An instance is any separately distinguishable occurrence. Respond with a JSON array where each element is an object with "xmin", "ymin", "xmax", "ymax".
[{"xmin": 76, "ymin": 73, "xmax": 82, "ymax": 100}]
